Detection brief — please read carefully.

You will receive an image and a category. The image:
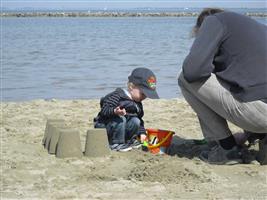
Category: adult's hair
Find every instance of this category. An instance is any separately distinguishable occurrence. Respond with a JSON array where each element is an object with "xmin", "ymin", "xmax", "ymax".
[{"xmin": 192, "ymin": 8, "xmax": 224, "ymax": 36}]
